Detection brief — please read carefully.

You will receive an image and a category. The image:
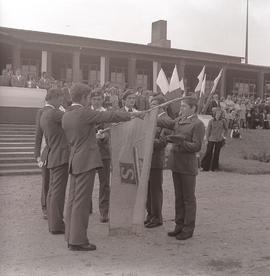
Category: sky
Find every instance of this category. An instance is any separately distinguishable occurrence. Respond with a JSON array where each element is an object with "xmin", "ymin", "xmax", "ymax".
[{"xmin": 0, "ymin": 0, "xmax": 270, "ymax": 66}]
